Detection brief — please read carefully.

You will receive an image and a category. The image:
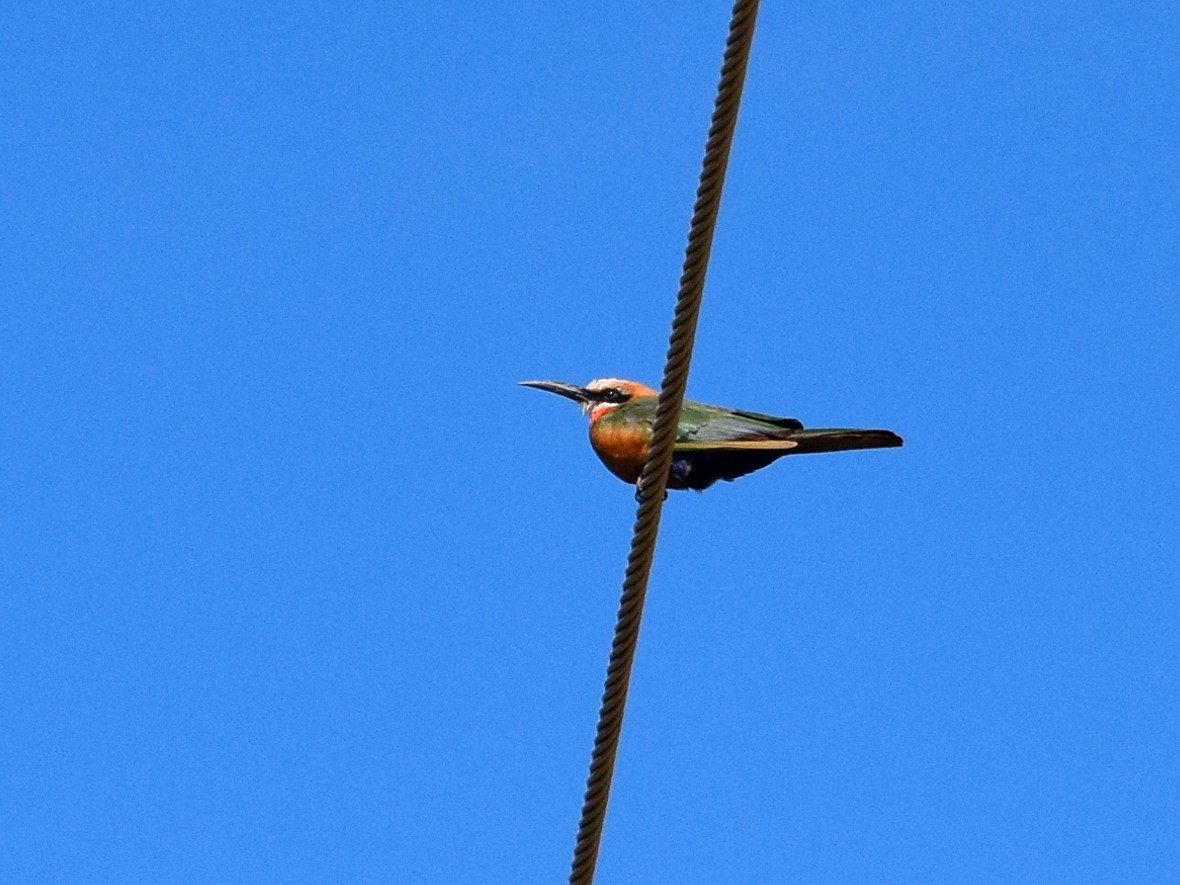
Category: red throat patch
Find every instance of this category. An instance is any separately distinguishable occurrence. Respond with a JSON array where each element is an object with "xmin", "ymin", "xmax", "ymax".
[{"xmin": 589, "ymin": 403, "xmax": 619, "ymax": 423}]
